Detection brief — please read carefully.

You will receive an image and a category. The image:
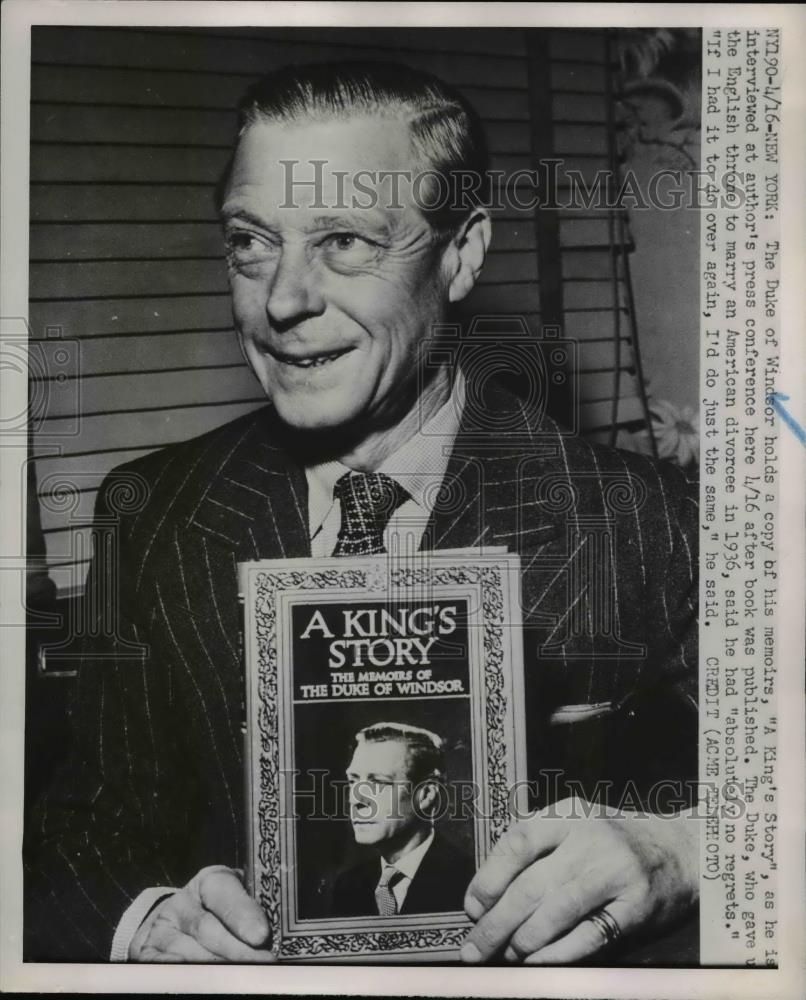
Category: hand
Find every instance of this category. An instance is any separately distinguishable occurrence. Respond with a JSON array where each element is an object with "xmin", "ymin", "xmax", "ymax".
[
  {"xmin": 129, "ymin": 865, "xmax": 275, "ymax": 962},
  {"xmin": 461, "ymin": 798, "xmax": 699, "ymax": 965}
]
